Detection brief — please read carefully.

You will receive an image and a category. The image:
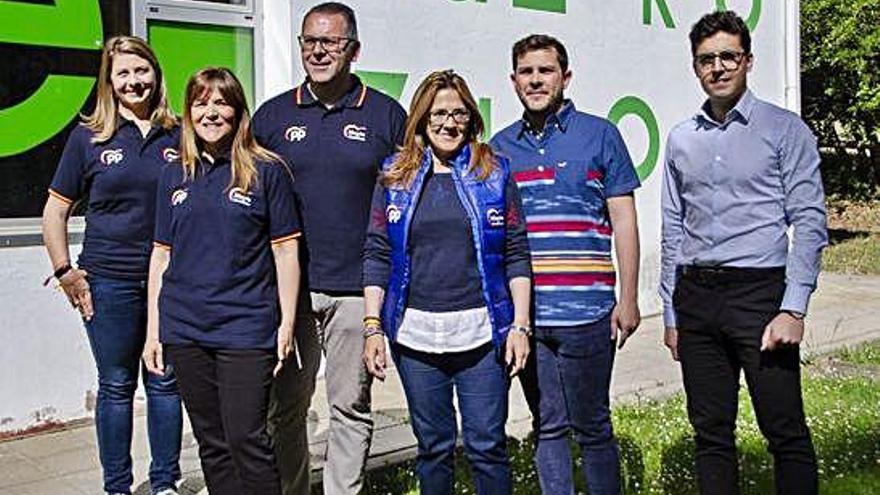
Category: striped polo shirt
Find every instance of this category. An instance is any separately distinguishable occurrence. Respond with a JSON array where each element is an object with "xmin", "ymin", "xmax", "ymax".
[{"xmin": 491, "ymin": 101, "xmax": 640, "ymax": 326}]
